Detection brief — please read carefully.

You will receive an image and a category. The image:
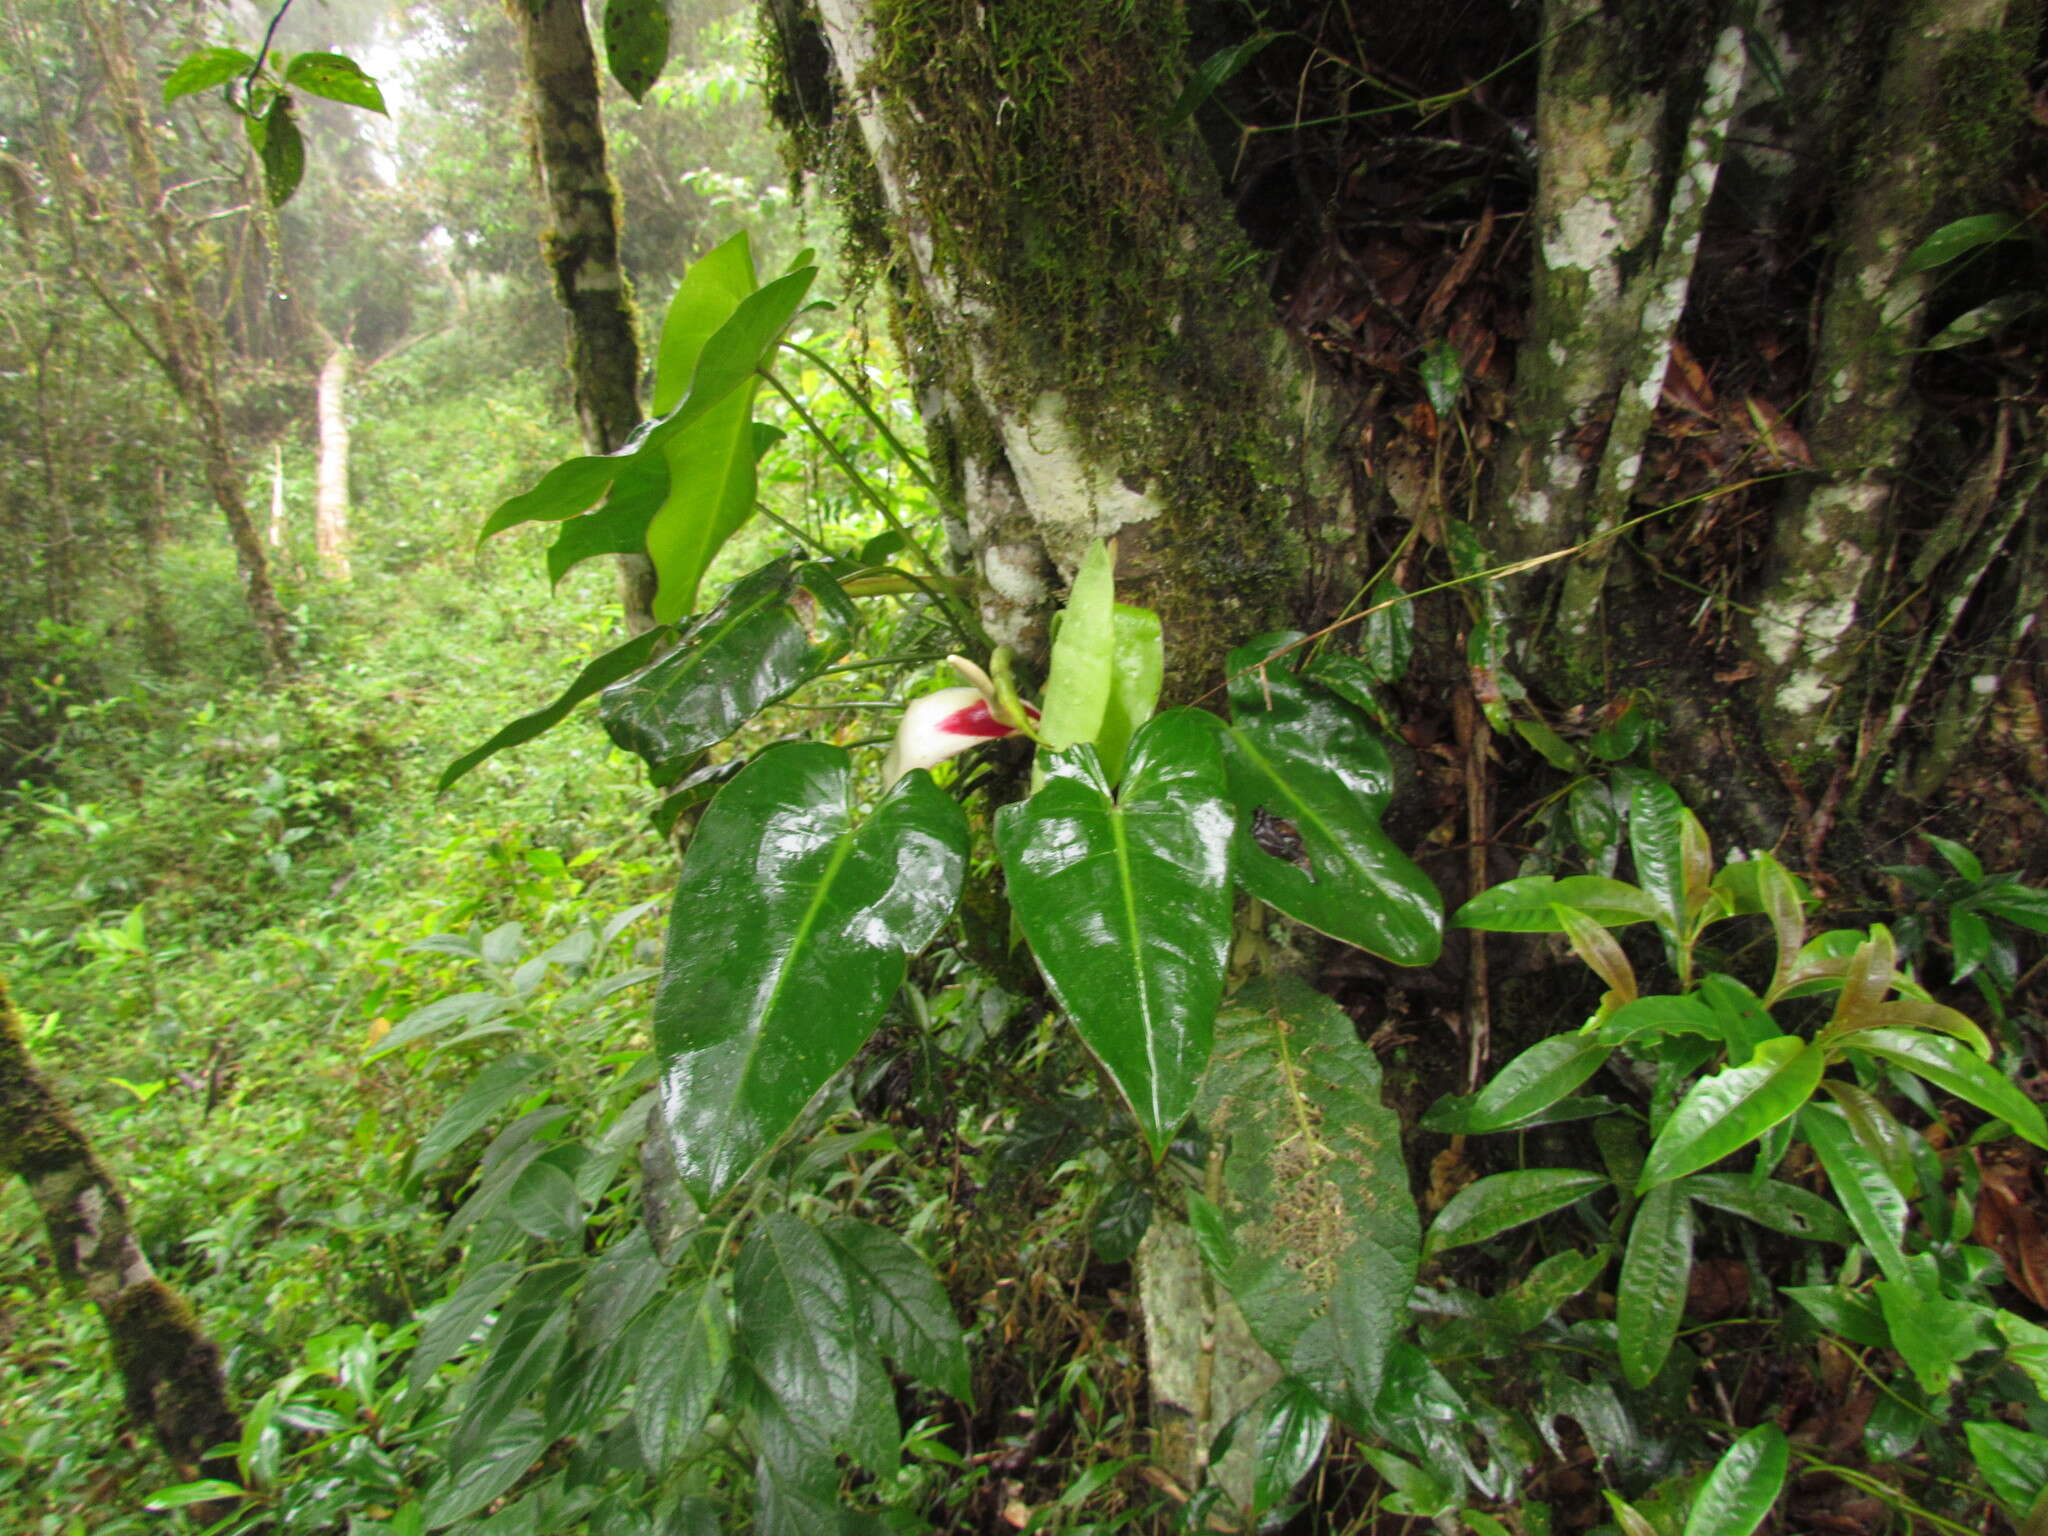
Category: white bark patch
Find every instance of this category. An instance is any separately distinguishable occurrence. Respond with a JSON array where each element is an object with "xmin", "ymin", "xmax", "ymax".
[{"xmin": 996, "ymin": 393, "xmax": 1162, "ymax": 573}]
